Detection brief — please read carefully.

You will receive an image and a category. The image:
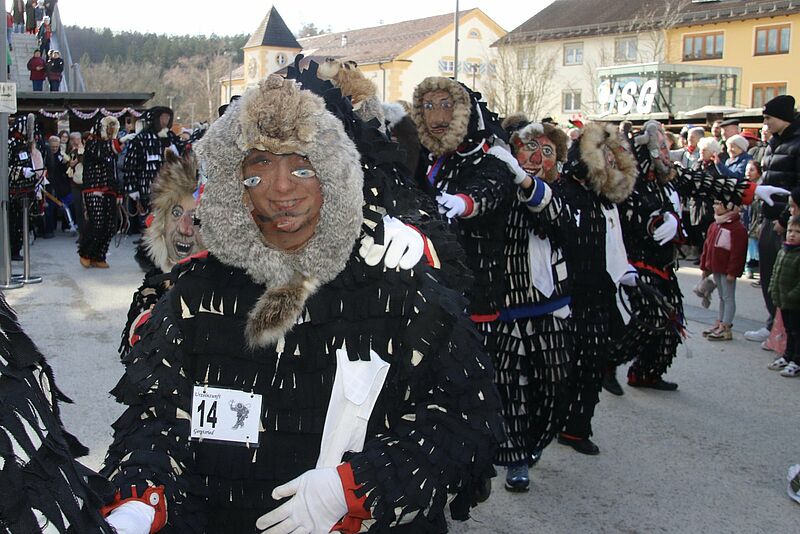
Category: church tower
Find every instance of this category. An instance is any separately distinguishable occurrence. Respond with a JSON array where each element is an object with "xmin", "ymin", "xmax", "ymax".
[{"xmin": 242, "ymin": 7, "xmax": 301, "ymax": 86}]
